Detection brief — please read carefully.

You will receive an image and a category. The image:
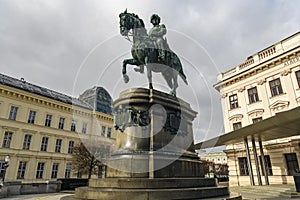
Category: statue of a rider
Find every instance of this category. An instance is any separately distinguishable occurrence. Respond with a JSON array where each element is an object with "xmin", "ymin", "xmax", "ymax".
[{"xmin": 148, "ymin": 14, "xmax": 169, "ymax": 61}]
